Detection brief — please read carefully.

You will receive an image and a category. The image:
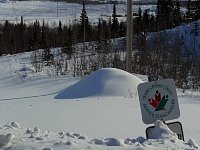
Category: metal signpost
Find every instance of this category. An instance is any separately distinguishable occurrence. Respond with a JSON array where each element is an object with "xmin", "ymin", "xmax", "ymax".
[
  {"xmin": 146, "ymin": 121, "xmax": 184, "ymax": 141},
  {"xmin": 137, "ymin": 79, "xmax": 184, "ymax": 140}
]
